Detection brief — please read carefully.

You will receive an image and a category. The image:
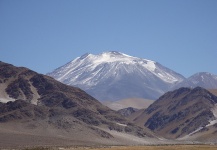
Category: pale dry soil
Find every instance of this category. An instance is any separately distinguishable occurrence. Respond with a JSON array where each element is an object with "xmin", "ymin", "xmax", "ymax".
[
  {"xmin": 62, "ymin": 145, "xmax": 217, "ymax": 150},
  {"xmin": 20, "ymin": 145, "xmax": 217, "ymax": 150}
]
